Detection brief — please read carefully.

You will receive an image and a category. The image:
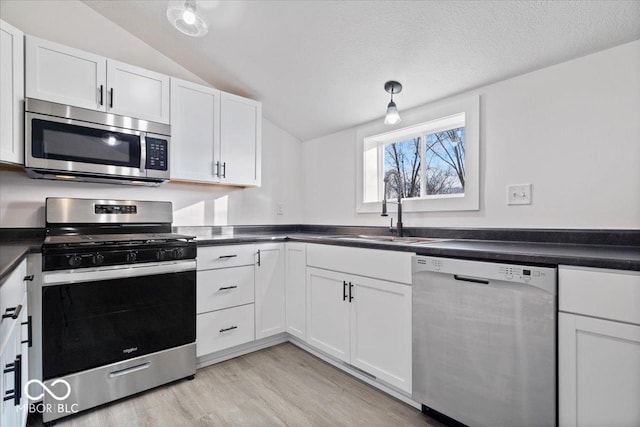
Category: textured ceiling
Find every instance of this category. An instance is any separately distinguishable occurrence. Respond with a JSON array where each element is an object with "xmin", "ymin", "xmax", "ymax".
[{"xmin": 82, "ymin": 0, "xmax": 640, "ymax": 141}]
